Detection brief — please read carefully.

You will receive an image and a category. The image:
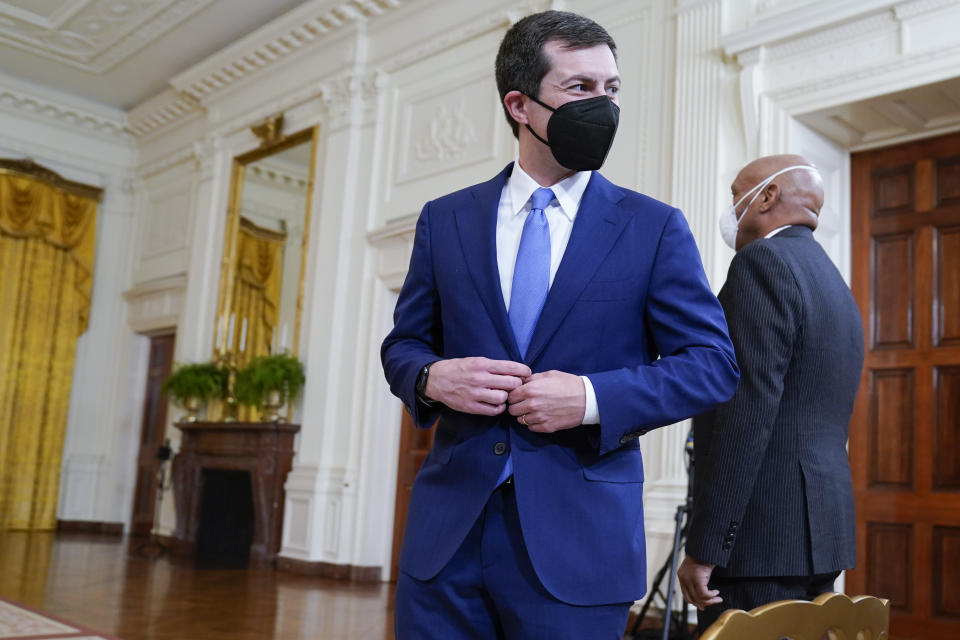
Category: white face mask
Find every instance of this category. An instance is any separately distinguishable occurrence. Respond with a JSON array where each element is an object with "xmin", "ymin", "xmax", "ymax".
[{"xmin": 718, "ymin": 164, "xmax": 820, "ymax": 250}]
